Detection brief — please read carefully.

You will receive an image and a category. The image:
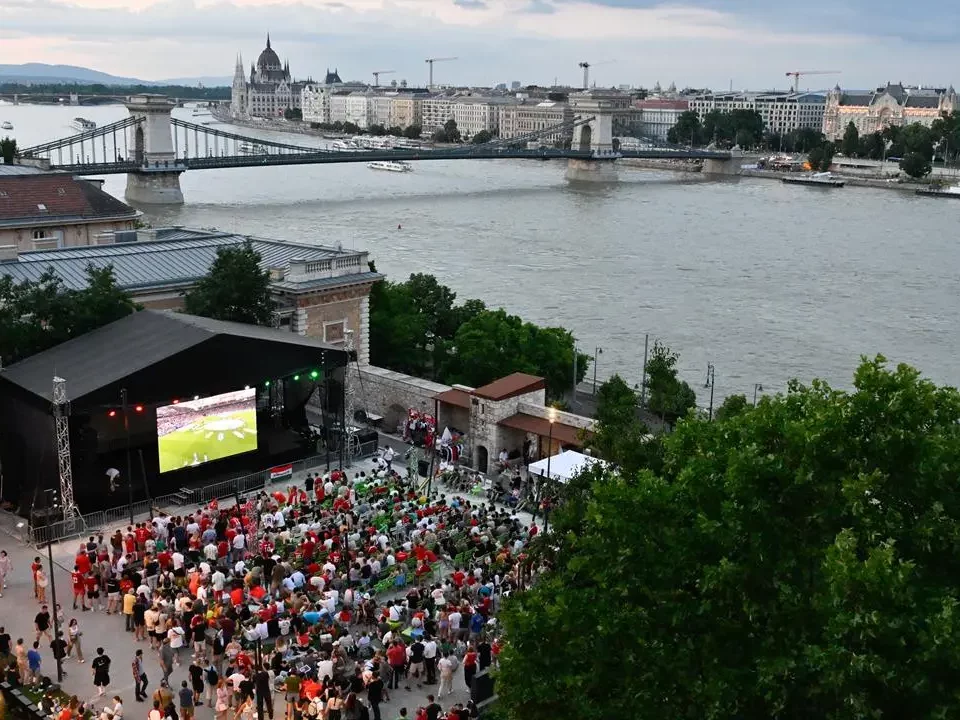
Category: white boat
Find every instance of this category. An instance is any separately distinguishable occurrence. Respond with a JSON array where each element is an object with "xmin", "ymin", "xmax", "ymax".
[
  {"xmin": 331, "ymin": 140, "xmax": 368, "ymax": 152},
  {"xmin": 0, "ymin": 121, "xmax": 12, "ymax": 130},
  {"xmin": 782, "ymin": 171, "xmax": 844, "ymax": 188},
  {"xmin": 239, "ymin": 142, "xmax": 268, "ymax": 156},
  {"xmin": 70, "ymin": 117, "xmax": 96, "ymax": 131},
  {"xmin": 368, "ymin": 161, "xmax": 413, "ymax": 173},
  {"xmin": 916, "ymin": 184, "xmax": 960, "ymax": 198}
]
